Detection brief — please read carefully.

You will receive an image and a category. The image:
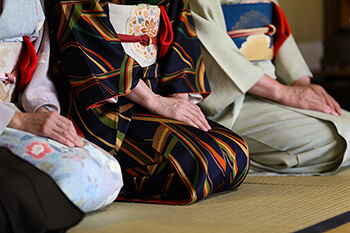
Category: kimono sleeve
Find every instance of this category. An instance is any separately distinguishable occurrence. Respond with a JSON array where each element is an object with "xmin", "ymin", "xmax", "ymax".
[
  {"xmin": 274, "ymin": 33, "xmax": 313, "ymax": 85},
  {"xmin": 157, "ymin": 0, "xmax": 211, "ymax": 99}
]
